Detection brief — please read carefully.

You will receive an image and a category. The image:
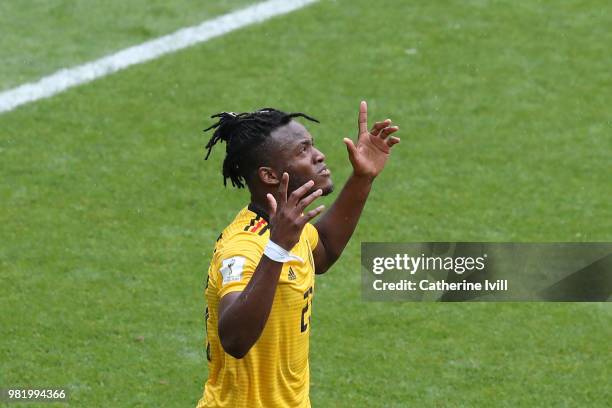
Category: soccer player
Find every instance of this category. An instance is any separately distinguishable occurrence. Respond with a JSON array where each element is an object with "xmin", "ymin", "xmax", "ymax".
[{"xmin": 196, "ymin": 101, "xmax": 399, "ymax": 407}]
